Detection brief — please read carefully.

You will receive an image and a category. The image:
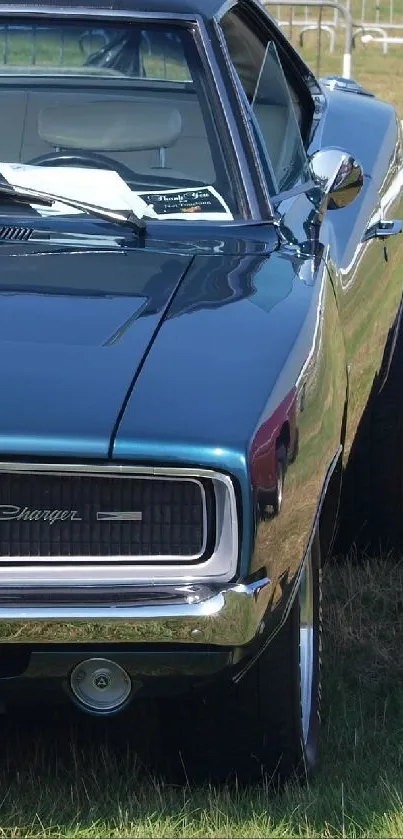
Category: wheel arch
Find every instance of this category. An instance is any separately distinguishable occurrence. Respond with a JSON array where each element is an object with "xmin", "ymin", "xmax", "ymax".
[{"xmin": 318, "ymin": 452, "xmax": 343, "ymax": 562}]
